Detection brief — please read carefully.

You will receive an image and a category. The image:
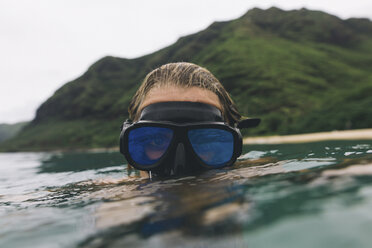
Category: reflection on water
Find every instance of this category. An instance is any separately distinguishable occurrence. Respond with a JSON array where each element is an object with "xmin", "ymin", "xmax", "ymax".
[
  {"xmin": 0, "ymin": 141, "xmax": 372, "ymax": 247},
  {"xmin": 38, "ymin": 151, "xmax": 124, "ymax": 173}
]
